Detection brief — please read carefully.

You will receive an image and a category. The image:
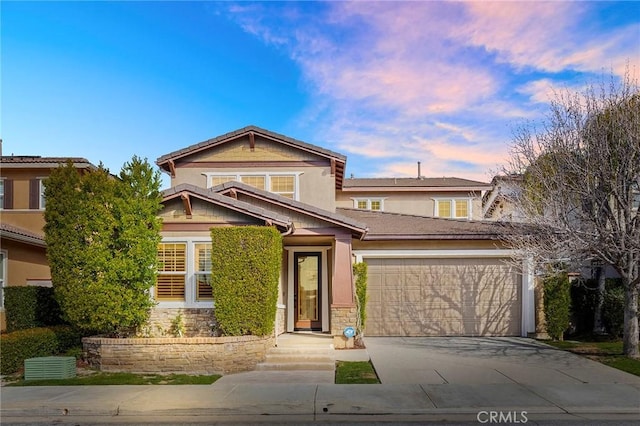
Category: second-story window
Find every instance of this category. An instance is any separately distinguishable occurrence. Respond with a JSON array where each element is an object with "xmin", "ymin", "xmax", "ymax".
[
  {"xmin": 207, "ymin": 173, "xmax": 299, "ymax": 200},
  {"xmin": 270, "ymin": 176, "xmax": 295, "ymax": 199},
  {"xmin": 435, "ymin": 199, "xmax": 471, "ymax": 219},
  {"xmin": 240, "ymin": 175, "xmax": 266, "ymax": 190},
  {"xmin": 353, "ymin": 198, "xmax": 384, "ymax": 211},
  {"xmin": 0, "ymin": 180, "xmax": 4, "ymax": 210},
  {"xmin": 29, "ymin": 178, "xmax": 46, "ymax": 210},
  {"xmin": 210, "ymin": 176, "xmax": 236, "ymax": 186}
]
